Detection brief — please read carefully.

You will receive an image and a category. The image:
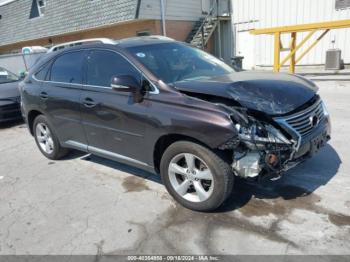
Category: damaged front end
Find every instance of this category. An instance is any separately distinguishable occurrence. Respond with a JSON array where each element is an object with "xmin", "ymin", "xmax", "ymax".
[
  {"xmin": 175, "ymin": 74, "xmax": 331, "ymax": 181},
  {"xmin": 218, "ymin": 99, "xmax": 331, "ymax": 180},
  {"xmin": 231, "ymin": 121, "xmax": 296, "ymax": 180},
  {"xmin": 221, "ymin": 112, "xmax": 296, "ymax": 180}
]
